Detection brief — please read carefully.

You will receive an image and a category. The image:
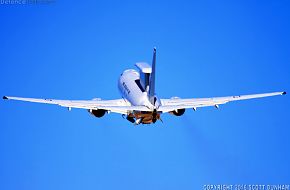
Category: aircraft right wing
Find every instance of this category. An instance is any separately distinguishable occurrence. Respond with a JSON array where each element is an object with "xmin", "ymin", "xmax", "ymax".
[{"xmin": 158, "ymin": 91, "xmax": 286, "ymax": 113}]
